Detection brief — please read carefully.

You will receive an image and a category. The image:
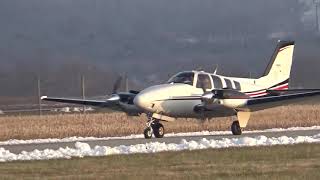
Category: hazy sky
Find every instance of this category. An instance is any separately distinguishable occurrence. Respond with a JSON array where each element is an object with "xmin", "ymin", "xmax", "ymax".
[{"xmin": 0, "ymin": 0, "xmax": 319, "ymax": 97}]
